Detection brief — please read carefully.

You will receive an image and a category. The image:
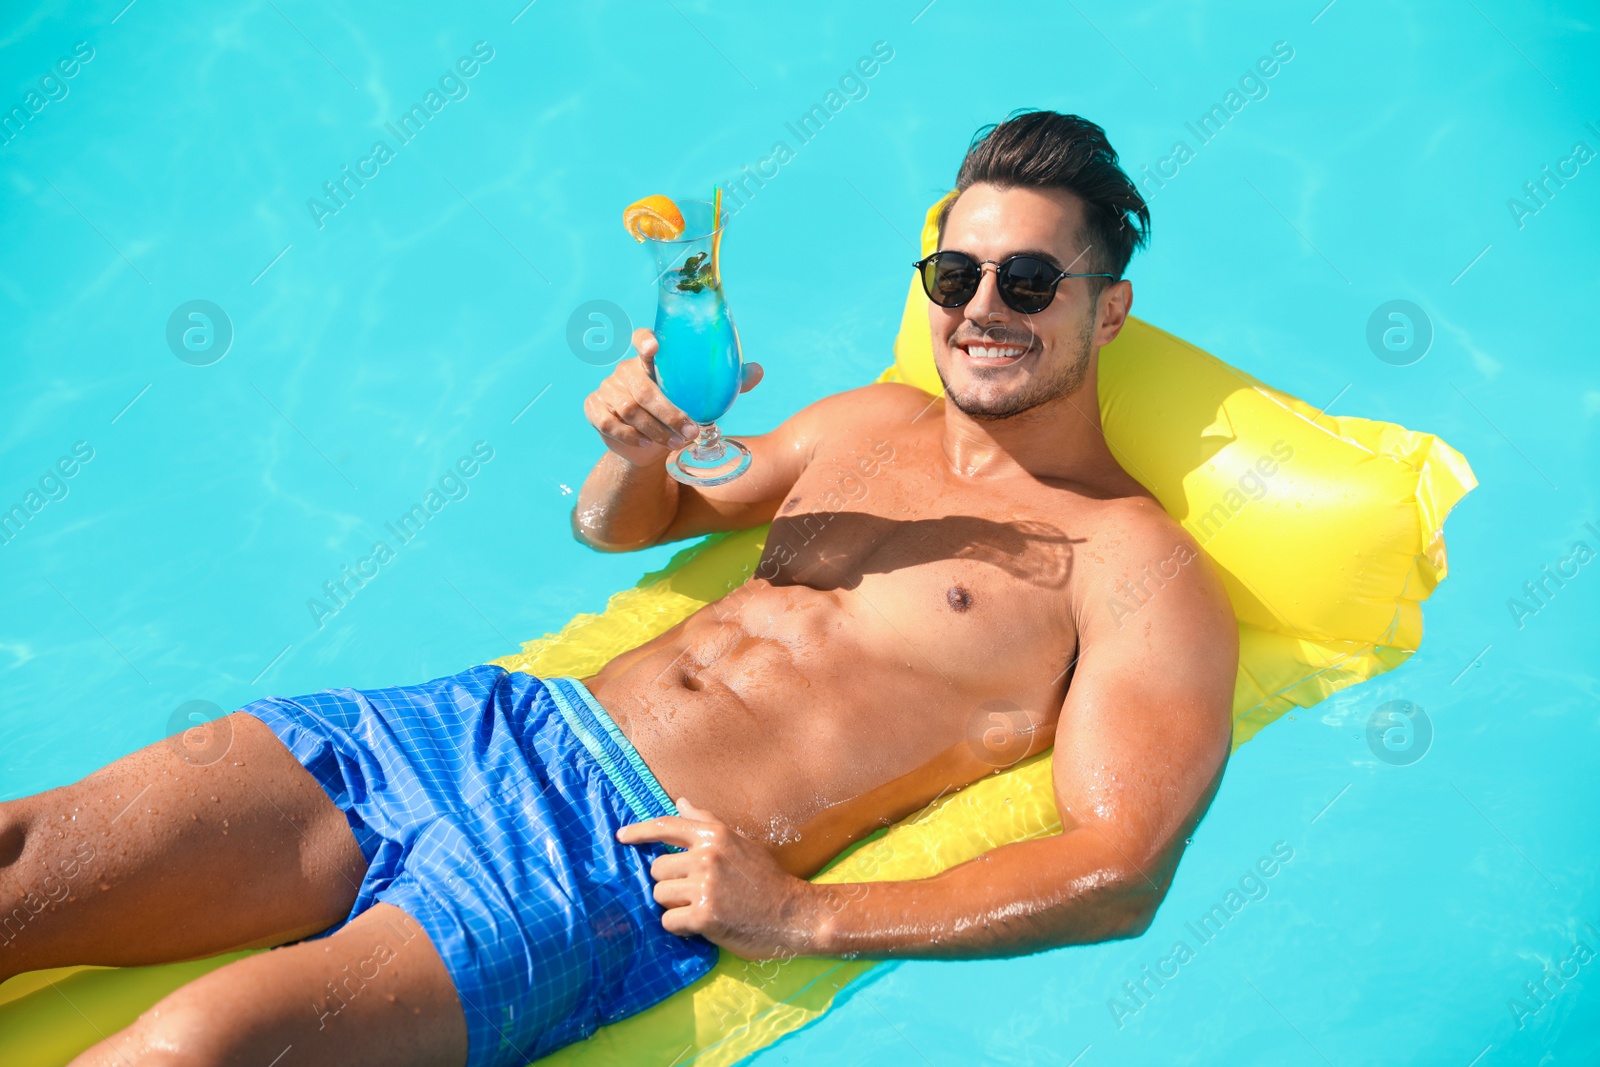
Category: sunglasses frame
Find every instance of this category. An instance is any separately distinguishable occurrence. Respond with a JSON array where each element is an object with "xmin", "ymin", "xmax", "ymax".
[{"xmin": 911, "ymin": 250, "xmax": 1116, "ymax": 315}]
